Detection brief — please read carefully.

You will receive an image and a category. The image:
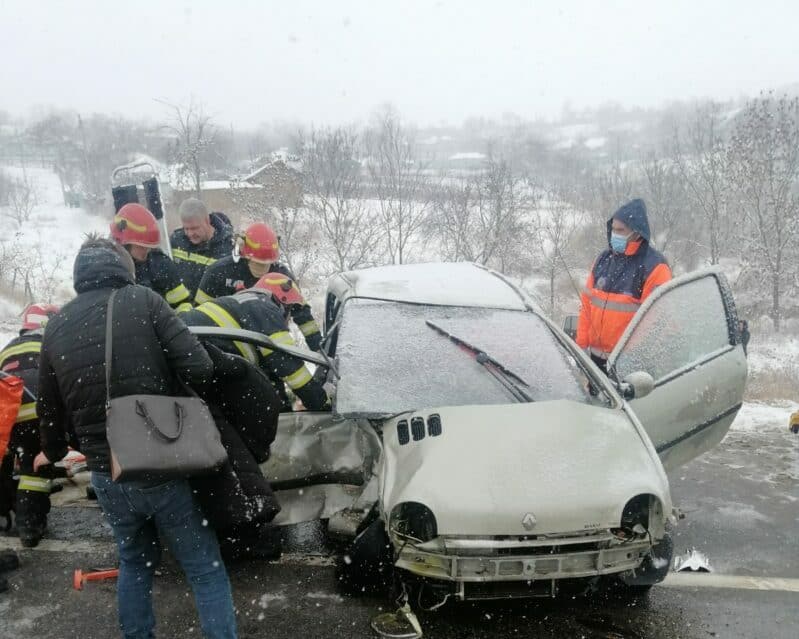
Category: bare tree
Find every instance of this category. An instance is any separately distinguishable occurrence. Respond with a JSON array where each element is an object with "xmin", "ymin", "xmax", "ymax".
[
  {"xmin": 673, "ymin": 102, "xmax": 732, "ymax": 265},
  {"xmin": 727, "ymin": 94, "xmax": 799, "ymax": 331},
  {"xmin": 431, "ymin": 178, "xmax": 480, "ymax": 262},
  {"xmin": 269, "ymin": 204, "xmax": 321, "ymax": 285},
  {"xmin": 472, "ymin": 153, "xmax": 536, "ymax": 272},
  {"xmin": 5, "ymin": 172, "xmax": 39, "ymax": 224},
  {"xmin": 429, "ymin": 150, "xmax": 535, "ymax": 273},
  {"xmin": 638, "ymin": 149, "xmax": 699, "ymax": 271},
  {"xmin": 365, "ymin": 108, "xmax": 431, "ymax": 264},
  {"xmin": 161, "ymin": 98, "xmax": 216, "ymax": 198},
  {"xmin": 534, "ymin": 186, "xmax": 586, "ymax": 317},
  {"xmin": 298, "ymin": 126, "xmax": 382, "ymax": 271}
]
